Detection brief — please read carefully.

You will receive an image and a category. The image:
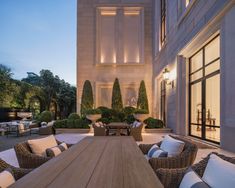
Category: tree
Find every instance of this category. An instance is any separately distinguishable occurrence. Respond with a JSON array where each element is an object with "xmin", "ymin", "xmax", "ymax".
[
  {"xmin": 111, "ymin": 78, "xmax": 123, "ymax": 111},
  {"xmin": 0, "ymin": 64, "xmax": 13, "ymax": 107},
  {"xmin": 137, "ymin": 80, "xmax": 149, "ymax": 113},
  {"xmin": 80, "ymin": 80, "xmax": 94, "ymax": 115}
]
